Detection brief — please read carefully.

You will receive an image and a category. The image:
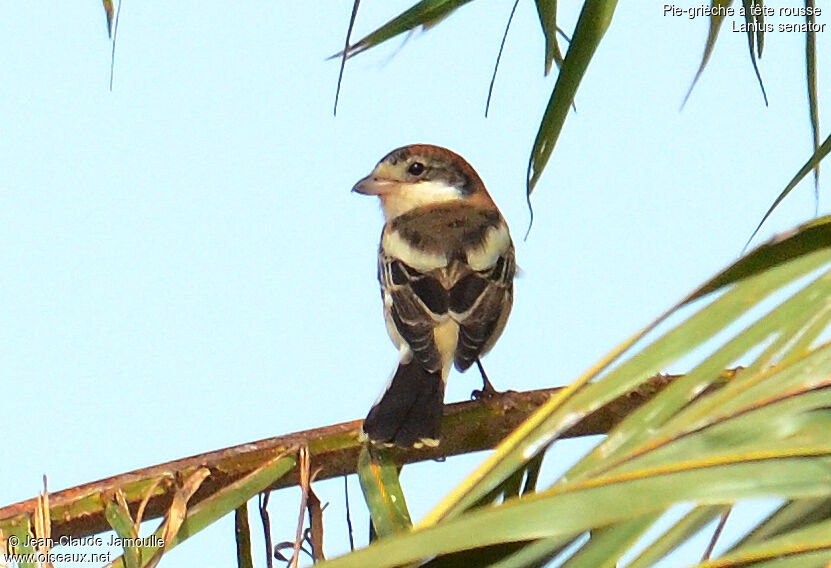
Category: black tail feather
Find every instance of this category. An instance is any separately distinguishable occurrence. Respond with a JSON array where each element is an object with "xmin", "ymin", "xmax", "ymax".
[{"xmin": 363, "ymin": 361, "xmax": 445, "ymax": 447}]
